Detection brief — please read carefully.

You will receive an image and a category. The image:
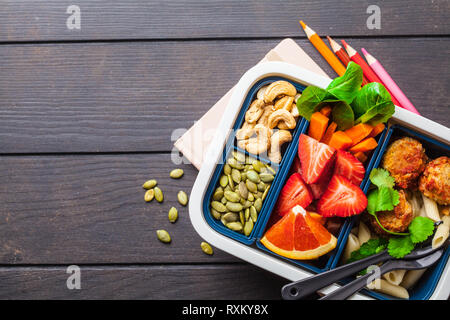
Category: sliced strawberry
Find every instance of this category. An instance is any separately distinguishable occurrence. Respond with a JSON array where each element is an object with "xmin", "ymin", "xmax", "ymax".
[
  {"xmin": 317, "ymin": 175, "xmax": 367, "ymax": 217},
  {"xmin": 310, "ymin": 163, "xmax": 333, "ymax": 199},
  {"xmin": 276, "ymin": 173, "xmax": 313, "ymax": 216},
  {"xmin": 333, "ymin": 150, "xmax": 366, "ymax": 186},
  {"xmin": 298, "ymin": 134, "xmax": 336, "ymax": 184},
  {"xmin": 291, "ymin": 156, "xmax": 302, "ymax": 175}
]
